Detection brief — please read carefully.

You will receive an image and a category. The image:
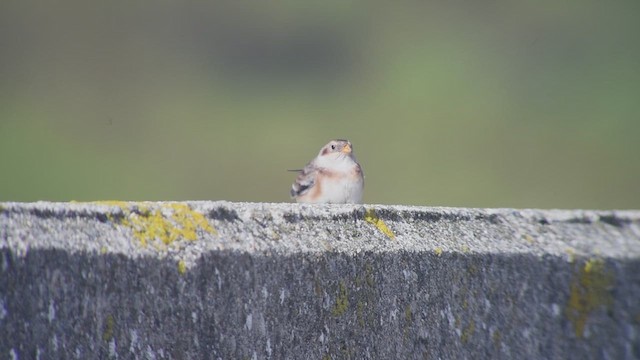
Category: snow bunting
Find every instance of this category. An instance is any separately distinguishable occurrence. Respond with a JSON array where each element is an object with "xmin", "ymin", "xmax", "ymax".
[{"xmin": 290, "ymin": 139, "xmax": 364, "ymax": 203}]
